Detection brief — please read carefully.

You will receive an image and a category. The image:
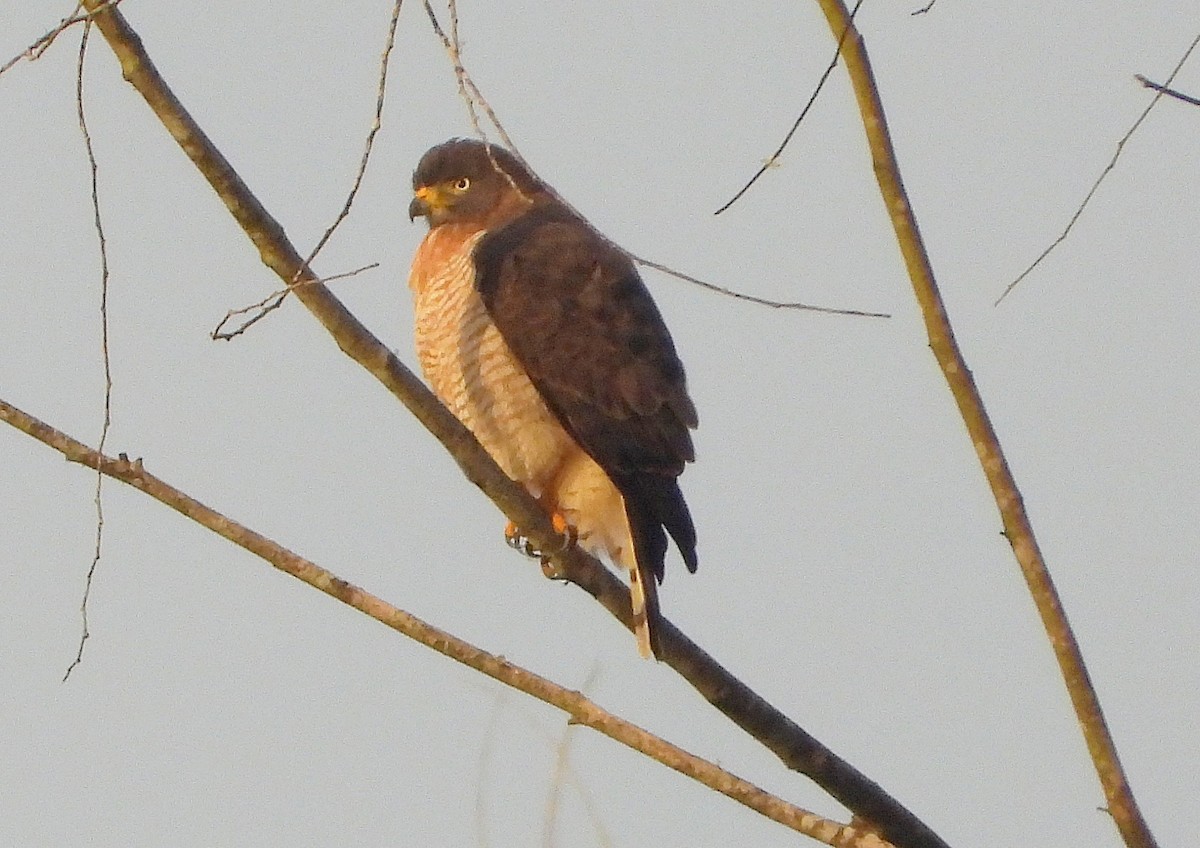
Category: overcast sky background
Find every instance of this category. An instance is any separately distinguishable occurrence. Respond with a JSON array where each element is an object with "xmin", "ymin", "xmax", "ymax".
[{"xmin": 2, "ymin": 2, "xmax": 1197, "ymax": 847}]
